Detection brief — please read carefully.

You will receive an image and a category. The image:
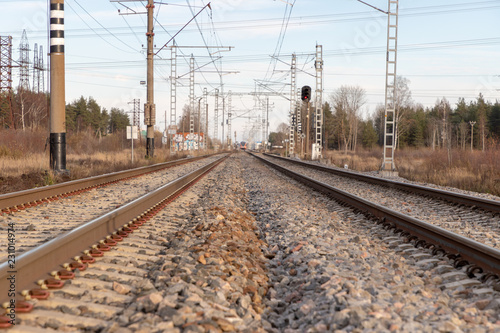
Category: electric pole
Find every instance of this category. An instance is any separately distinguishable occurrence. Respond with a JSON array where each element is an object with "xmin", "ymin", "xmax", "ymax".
[
  {"xmin": 214, "ymin": 88, "xmax": 219, "ymax": 150},
  {"xmin": 469, "ymin": 121, "xmax": 476, "ymax": 151},
  {"xmin": 0, "ymin": 35, "xmax": 14, "ymax": 129},
  {"xmin": 144, "ymin": 0, "xmax": 156, "ymax": 158},
  {"xmin": 189, "ymin": 55, "xmax": 195, "ymax": 150},
  {"xmin": 314, "ymin": 45, "xmax": 324, "ymax": 160},
  {"xmin": 381, "ymin": 0, "xmax": 399, "ymax": 172},
  {"xmin": 289, "ymin": 53, "xmax": 296, "ymax": 156},
  {"xmin": 227, "ymin": 90, "xmax": 232, "ymax": 148},
  {"xmin": 169, "ymin": 42, "xmax": 177, "ymax": 152}
]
